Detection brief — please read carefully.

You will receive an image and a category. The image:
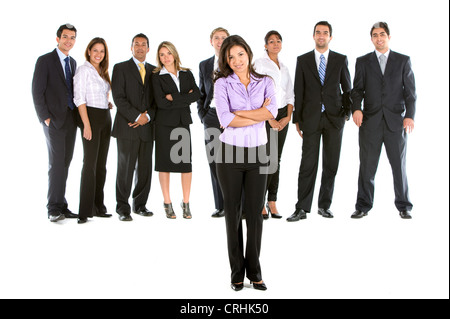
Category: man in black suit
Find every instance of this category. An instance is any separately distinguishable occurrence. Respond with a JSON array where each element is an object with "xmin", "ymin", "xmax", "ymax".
[
  {"xmin": 111, "ymin": 34, "xmax": 156, "ymax": 221},
  {"xmin": 32, "ymin": 24, "xmax": 79, "ymax": 222},
  {"xmin": 351, "ymin": 22, "xmax": 416, "ymax": 219},
  {"xmin": 197, "ymin": 27, "xmax": 229, "ymax": 218},
  {"xmin": 288, "ymin": 21, "xmax": 352, "ymax": 221}
]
